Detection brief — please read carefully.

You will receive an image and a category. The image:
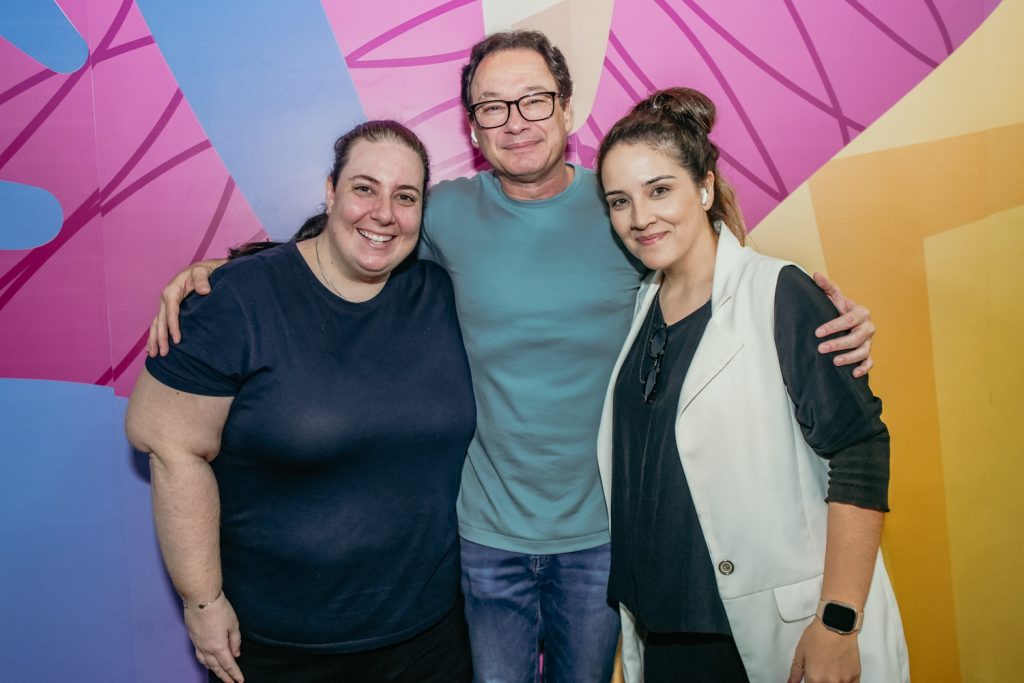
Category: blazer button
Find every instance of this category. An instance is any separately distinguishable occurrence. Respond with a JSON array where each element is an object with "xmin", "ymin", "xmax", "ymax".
[{"xmin": 718, "ymin": 560, "xmax": 735, "ymax": 575}]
